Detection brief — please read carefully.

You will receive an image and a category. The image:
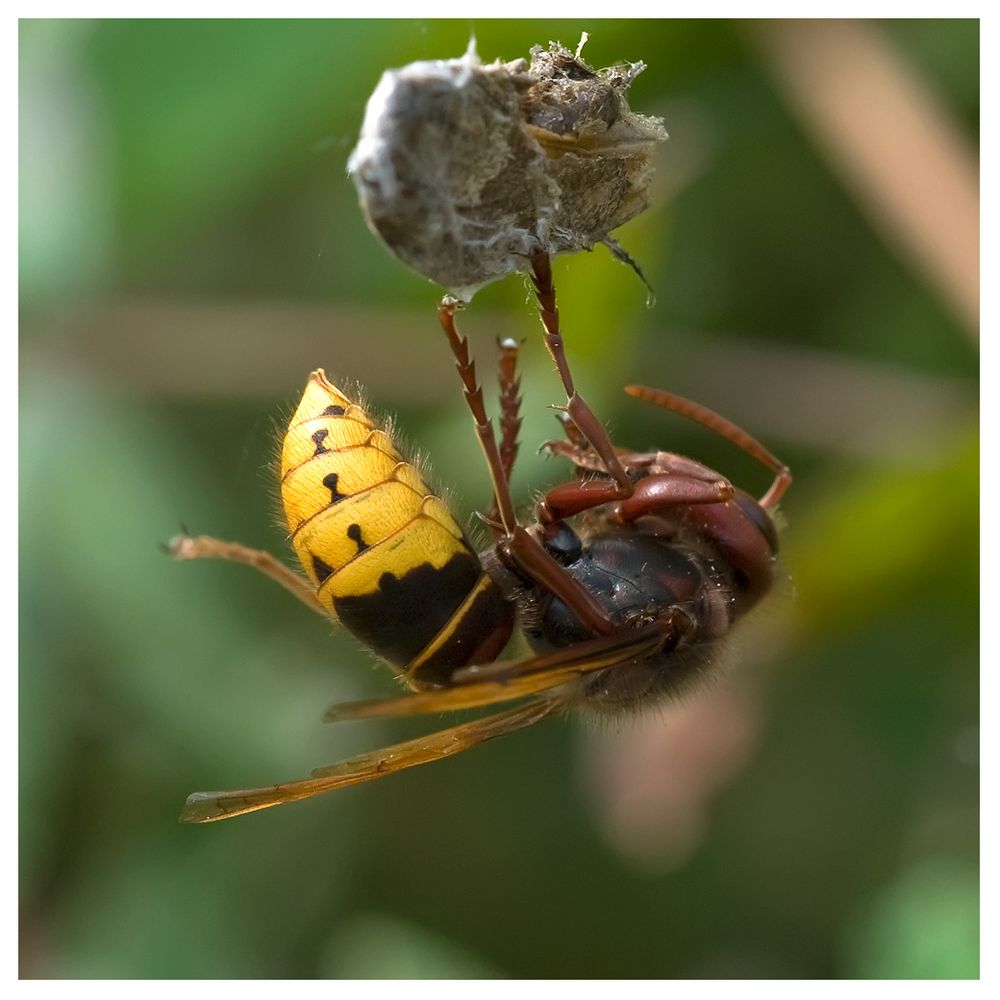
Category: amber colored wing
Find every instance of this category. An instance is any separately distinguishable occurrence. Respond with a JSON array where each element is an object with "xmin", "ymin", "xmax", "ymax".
[
  {"xmin": 325, "ymin": 626, "xmax": 669, "ymax": 722},
  {"xmin": 180, "ymin": 696, "xmax": 565, "ymax": 824}
]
